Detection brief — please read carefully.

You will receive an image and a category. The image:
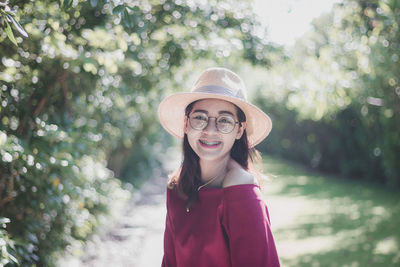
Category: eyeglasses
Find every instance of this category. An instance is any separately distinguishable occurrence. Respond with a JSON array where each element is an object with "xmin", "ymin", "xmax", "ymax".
[{"xmin": 187, "ymin": 111, "xmax": 240, "ymax": 134}]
